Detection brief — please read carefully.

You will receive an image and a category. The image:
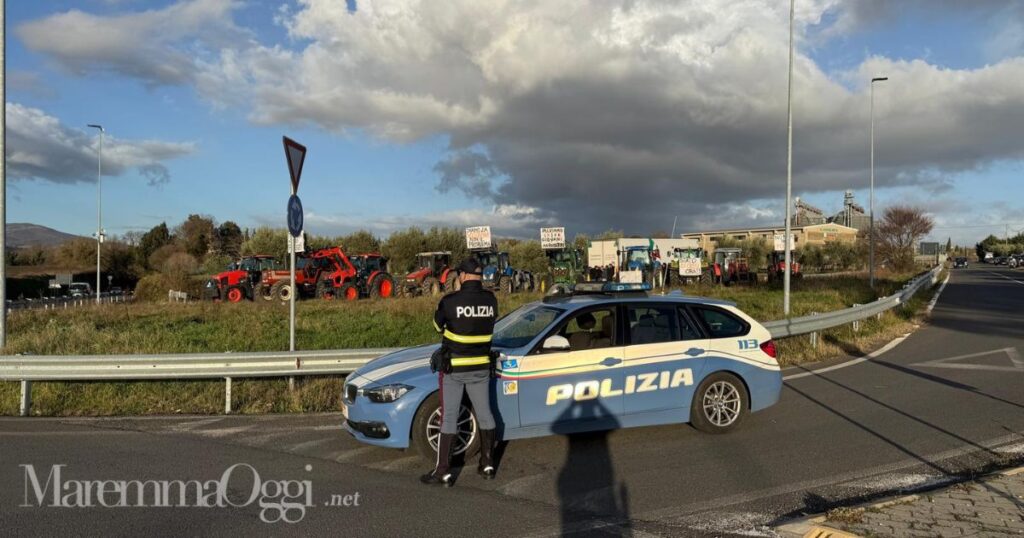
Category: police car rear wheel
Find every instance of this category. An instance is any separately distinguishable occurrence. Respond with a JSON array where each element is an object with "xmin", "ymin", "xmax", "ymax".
[
  {"xmin": 412, "ymin": 392, "xmax": 480, "ymax": 461},
  {"xmin": 691, "ymin": 372, "xmax": 748, "ymax": 434}
]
